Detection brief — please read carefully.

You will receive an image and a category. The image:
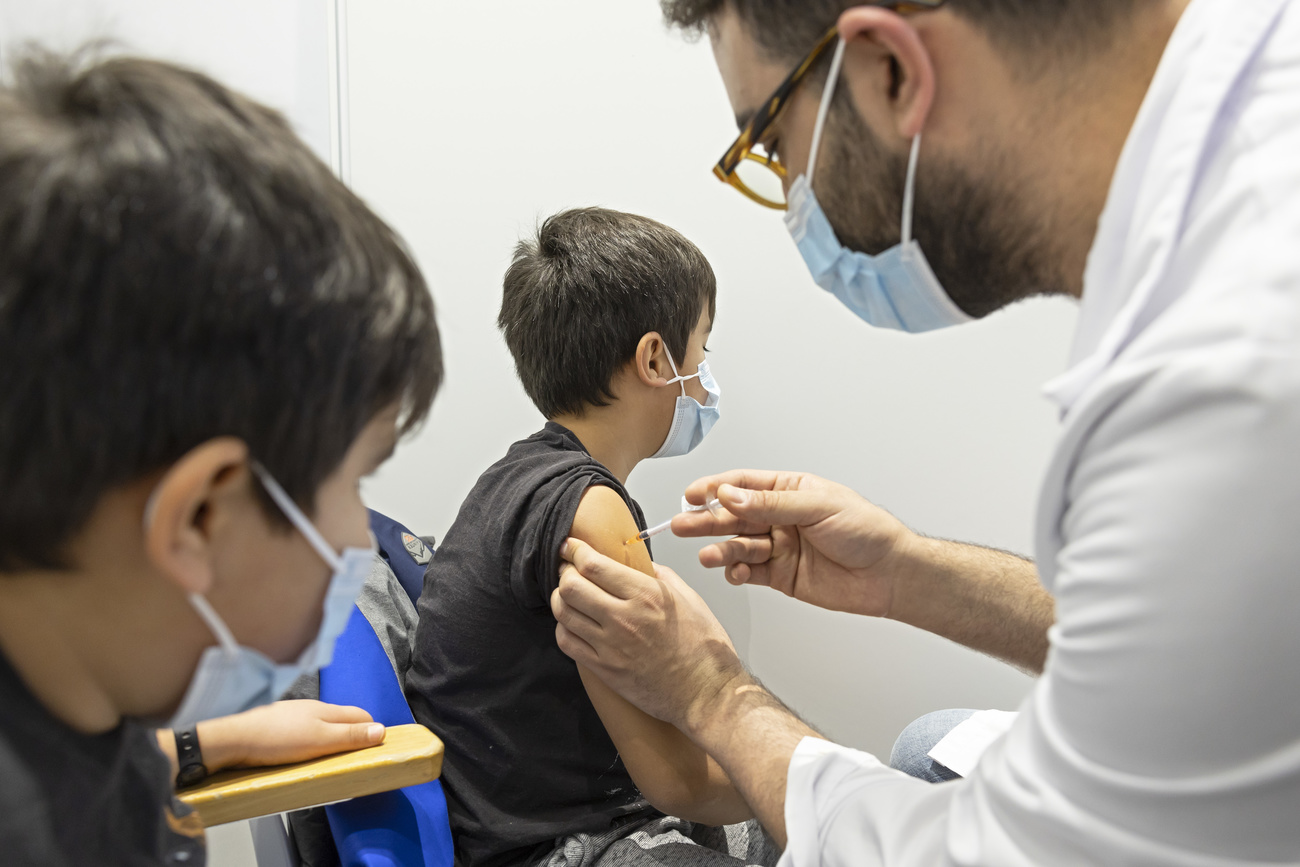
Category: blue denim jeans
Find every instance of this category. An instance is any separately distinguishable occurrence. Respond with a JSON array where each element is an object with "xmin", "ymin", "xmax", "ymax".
[{"xmin": 888, "ymin": 708, "xmax": 977, "ymax": 783}]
